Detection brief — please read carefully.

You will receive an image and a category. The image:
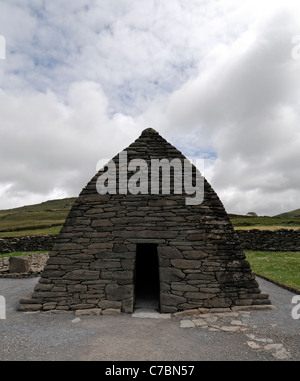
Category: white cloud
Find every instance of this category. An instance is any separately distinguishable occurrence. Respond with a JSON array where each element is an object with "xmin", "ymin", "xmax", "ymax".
[
  {"xmin": 141, "ymin": 4, "xmax": 300, "ymax": 215},
  {"xmin": 0, "ymin": 81, "xmax": 139, "ymax": 208},
  {"xmin": 0, "ymin": 0, "xmax": 300, "ymax": 216}
]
